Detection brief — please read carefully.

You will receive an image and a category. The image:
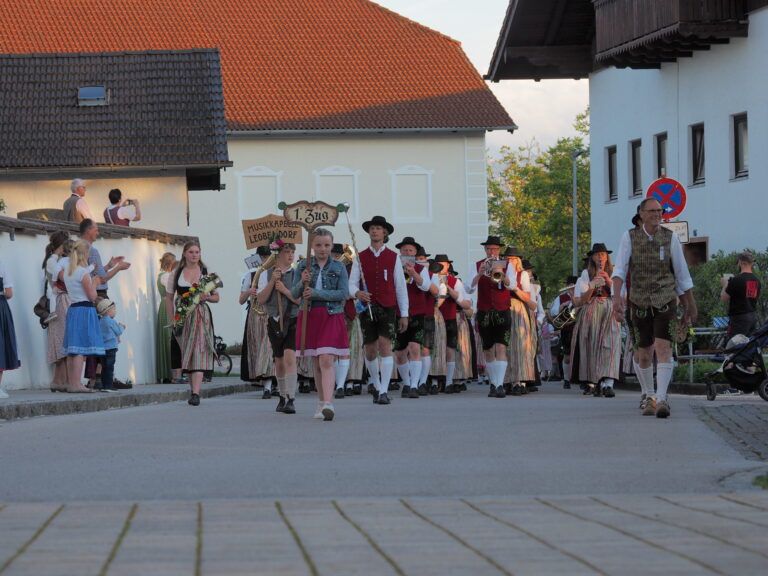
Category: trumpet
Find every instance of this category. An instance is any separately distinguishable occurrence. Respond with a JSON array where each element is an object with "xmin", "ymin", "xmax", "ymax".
[
  {"xmin": 249, "ymin": 253, "xmax": 277, "ymax": 313},
  {"xmin": 336, "ymin": 244, "xmax": 356, "ymax": 266},
  {"xmin": 548, "ymin": 304, "xmax": 576, "ymax": 330},
  {"xmin": 400, "ymin": 255, "xmax": 416, "ymax": 284},
  {"xmin": 491, "ymin": 268, "xmax": 506, "ymax": 283},
  {"xmin": 484, "ymin": 259, "xmax": 507, "ymax": 284}
]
